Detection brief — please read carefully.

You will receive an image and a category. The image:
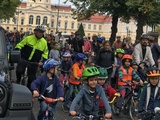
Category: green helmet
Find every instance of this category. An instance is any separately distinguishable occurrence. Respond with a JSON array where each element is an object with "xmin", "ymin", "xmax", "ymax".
[
  {"xmin": 82, "ymin": 66, "xmax": 100, "ymax": 80},
  {"xmin": 98, "ymin": 67, "xmax": 108, "ymax": 79},
  {"xmin": 114, "ymin": 48, "xmax": 125, "ymax": 56}
]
